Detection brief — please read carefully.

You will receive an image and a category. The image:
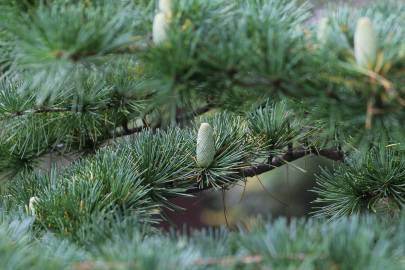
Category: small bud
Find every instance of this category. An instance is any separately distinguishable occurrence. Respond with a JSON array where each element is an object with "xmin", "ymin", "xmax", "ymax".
[
  {"xmin": 29, "ymin": 196, "xmax": 39, "ymax": 216},
  {"xmin": 159, "ymin": 0, "xmax": 172, "ymax": 15},
  {"xmin": 317, "ymin": 18, "xmax": 330, "ymax": 44},
  {"xmin": 196, "ymin": 123, "xmax": 216, "ymax": 168},
  {"xmin": 354, "ymin": 17, "xmax": 377, "ymax": 69},
  {"xmin": 153, "ymin": 12, "xmax": 170, "ymax": 44}
]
